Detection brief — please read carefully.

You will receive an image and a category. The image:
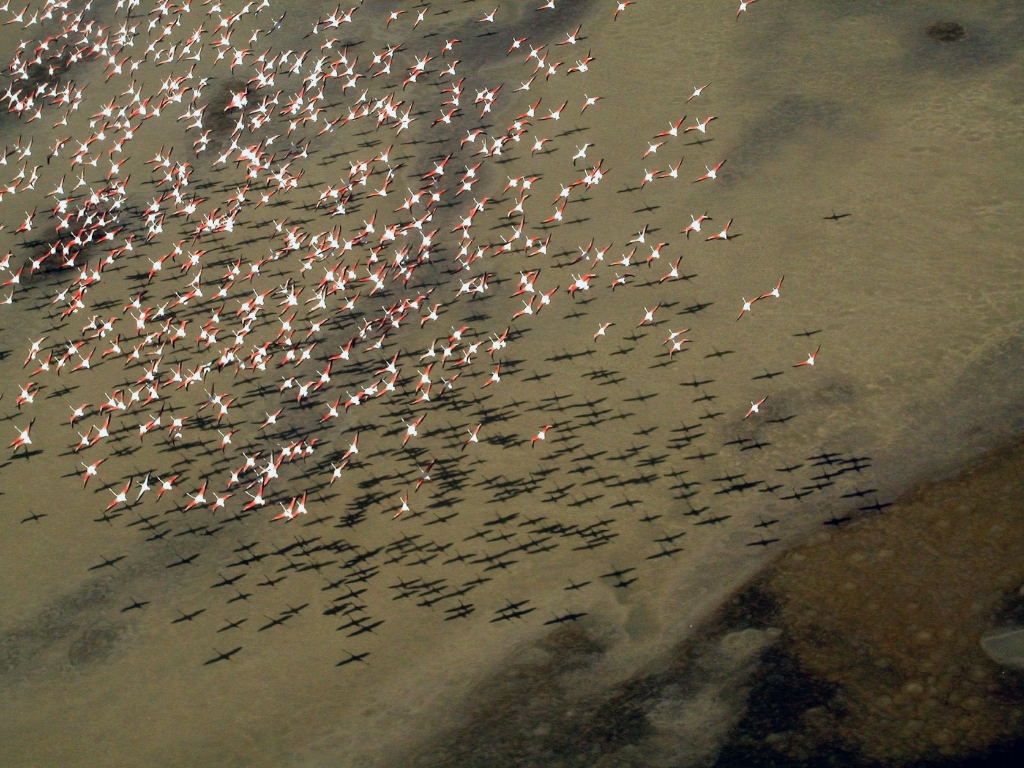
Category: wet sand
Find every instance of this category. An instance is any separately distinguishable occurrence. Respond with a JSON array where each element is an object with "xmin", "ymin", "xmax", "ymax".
[{"xmin": 1, "ymin": 1, "xmax": 1023, "ymax": 767}]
